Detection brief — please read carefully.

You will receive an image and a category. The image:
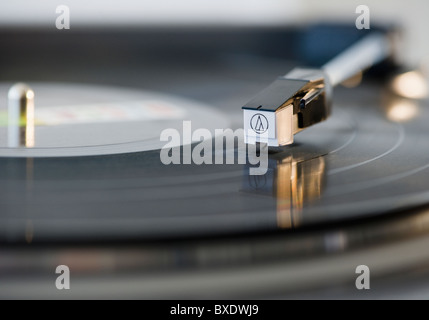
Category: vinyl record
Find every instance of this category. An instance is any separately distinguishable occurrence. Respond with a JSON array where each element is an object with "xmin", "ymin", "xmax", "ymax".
[{"xmin": 1, "ymin": 79, "xmax": 429, "ymax": 242}]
